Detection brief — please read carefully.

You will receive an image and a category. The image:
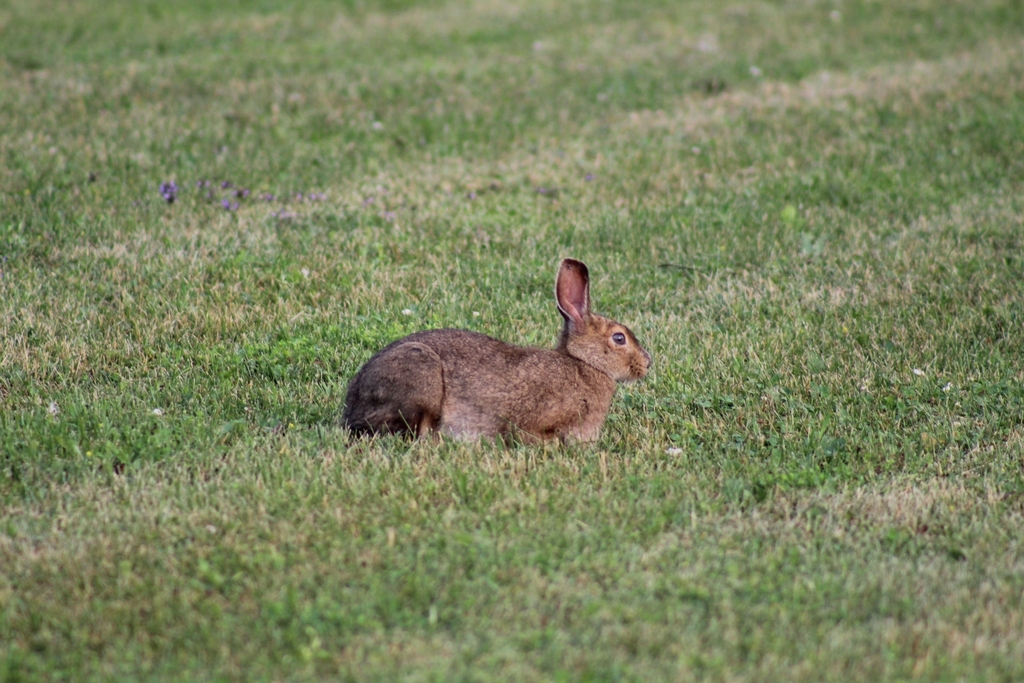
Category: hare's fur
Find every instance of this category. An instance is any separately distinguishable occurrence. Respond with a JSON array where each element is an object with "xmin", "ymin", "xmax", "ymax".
[{"xmin": 343, "ymin": 259, "xmax": 650, "ymax": 442}]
